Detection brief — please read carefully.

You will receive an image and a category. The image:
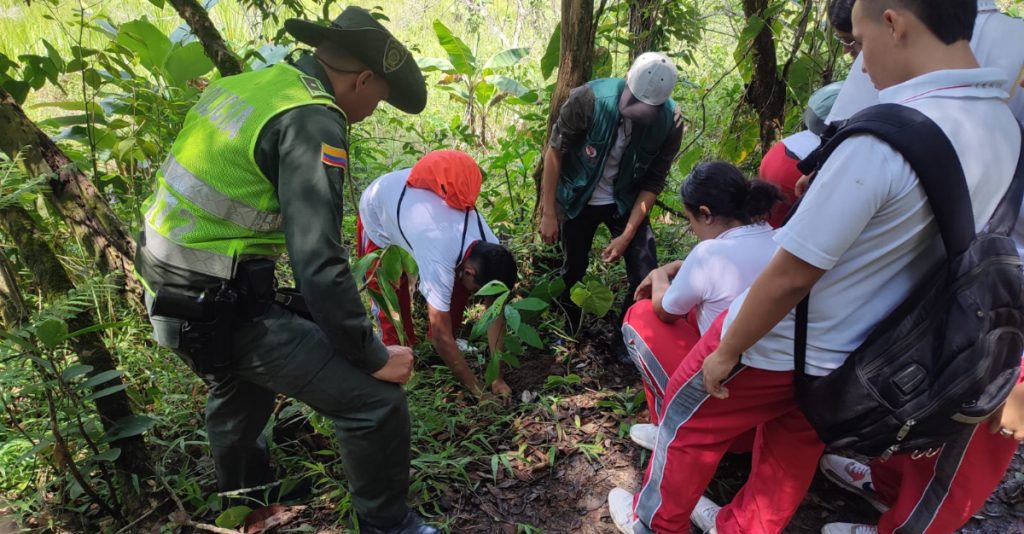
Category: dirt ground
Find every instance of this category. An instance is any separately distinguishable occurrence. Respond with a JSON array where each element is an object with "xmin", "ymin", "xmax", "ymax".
[{"xmin": 446, "ymin": 318, "xmax": 1024, "ymax": 534}]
